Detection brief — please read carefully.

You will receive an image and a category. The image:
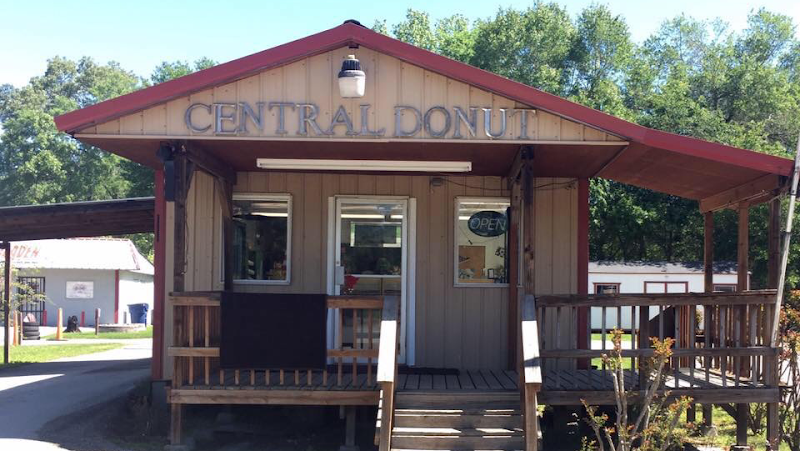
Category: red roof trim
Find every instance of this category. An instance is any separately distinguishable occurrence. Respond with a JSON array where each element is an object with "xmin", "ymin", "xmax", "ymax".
[{"xmin": 55, "ymin": 22, "xmax": 793, "ymax": 177}]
